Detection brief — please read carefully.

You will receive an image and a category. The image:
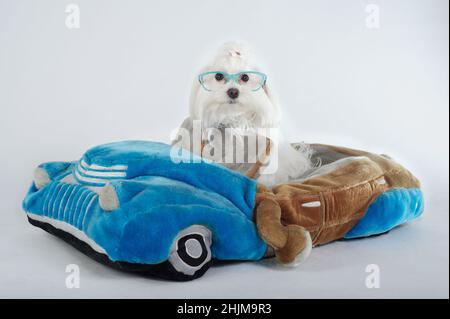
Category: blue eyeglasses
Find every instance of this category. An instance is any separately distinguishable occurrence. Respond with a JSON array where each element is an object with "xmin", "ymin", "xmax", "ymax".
[{"xmin": 198, "ymin": 71, "xmax": 267, "ymax": 92}]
